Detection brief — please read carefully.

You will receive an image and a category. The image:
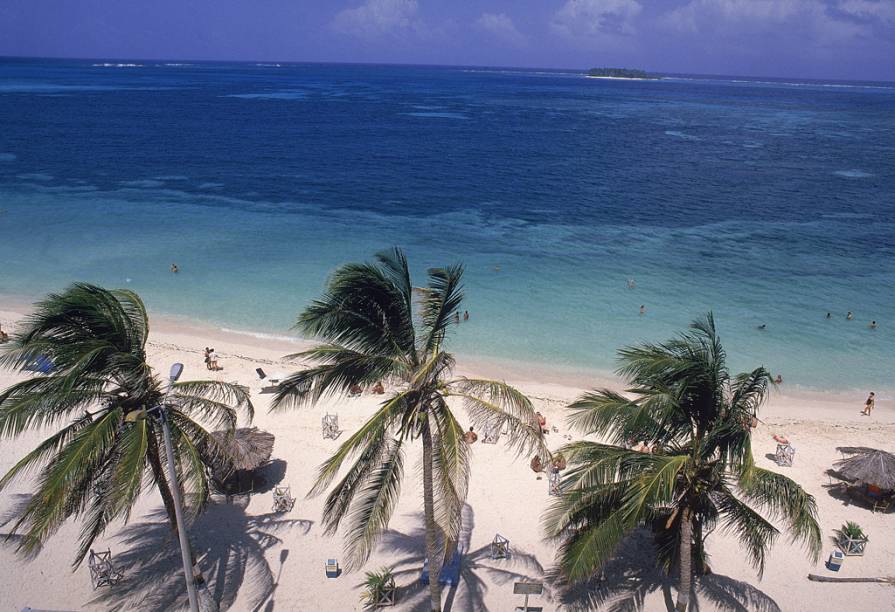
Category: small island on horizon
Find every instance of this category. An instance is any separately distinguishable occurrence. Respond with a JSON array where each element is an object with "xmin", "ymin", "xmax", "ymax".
[{"xmin": 586, "ymin": 67, "xmax": 661, "ymax": 80}]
